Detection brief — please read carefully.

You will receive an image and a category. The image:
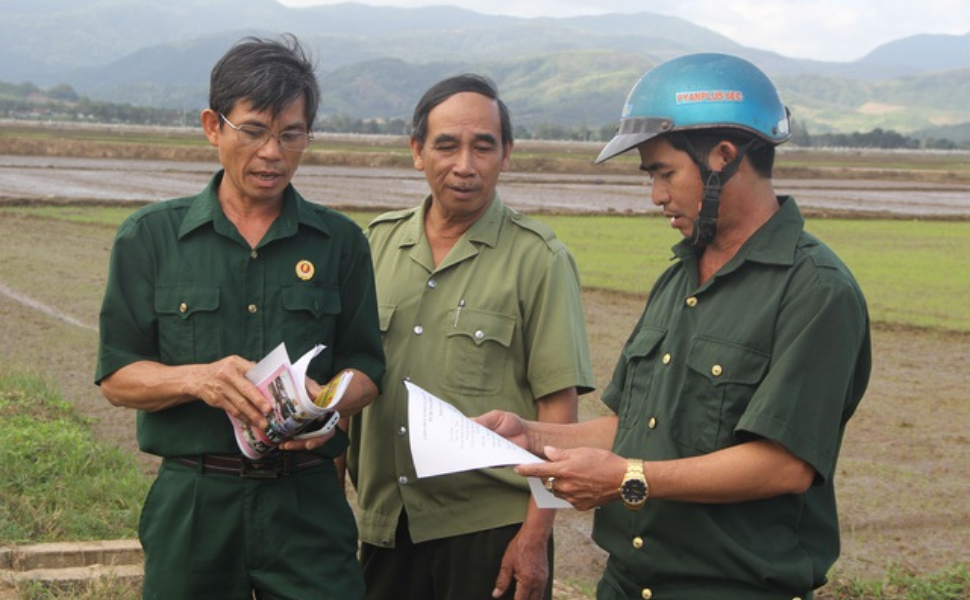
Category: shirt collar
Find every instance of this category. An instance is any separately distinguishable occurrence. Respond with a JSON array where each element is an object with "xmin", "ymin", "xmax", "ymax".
[
  {"xmin": 672, "ymin": 195, "xmax": 804, "ymax": 268},
  {"xmin": 178, "ymin": 171, "xmax": 331, "ymax": 242},
  {"xmin": 398, "ymin": 192, "xmax": 505, "ymax": 249}
]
